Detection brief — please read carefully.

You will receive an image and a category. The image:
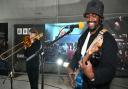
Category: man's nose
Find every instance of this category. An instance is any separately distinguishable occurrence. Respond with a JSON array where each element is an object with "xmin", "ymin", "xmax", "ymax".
[{"xmin": 88, "ymin": 17, "xmax": 94, "ymax": 21}]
